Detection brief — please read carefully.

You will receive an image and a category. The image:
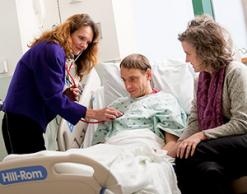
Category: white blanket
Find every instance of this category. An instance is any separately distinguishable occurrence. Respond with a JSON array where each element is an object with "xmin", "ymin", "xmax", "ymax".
[{"xmin": 68, "ymin": 129, "xmax": 181, "ymax": 194}]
